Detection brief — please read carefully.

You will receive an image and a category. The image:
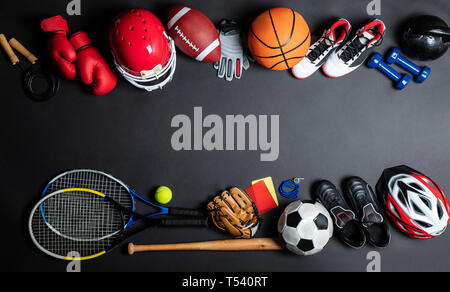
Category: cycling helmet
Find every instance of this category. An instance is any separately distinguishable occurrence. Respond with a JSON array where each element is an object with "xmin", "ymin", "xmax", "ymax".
[
  {"xmin": 109, "ymin": 9, "xmax": 176, "ymax": 92},
  {"xmin": 376, "ymin": 165, "xmax": 450, "ymax": 239}
]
